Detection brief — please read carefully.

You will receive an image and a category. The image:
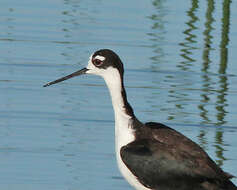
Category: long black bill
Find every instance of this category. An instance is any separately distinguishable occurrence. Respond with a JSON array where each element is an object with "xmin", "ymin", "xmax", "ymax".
[{"xmin": 43, "ymin": 68, "xmax": 89, "ymax": 87}]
